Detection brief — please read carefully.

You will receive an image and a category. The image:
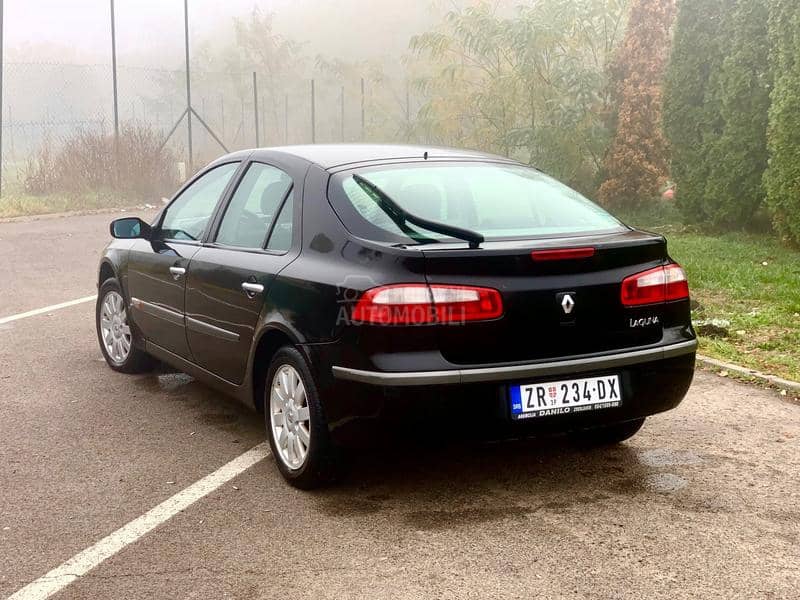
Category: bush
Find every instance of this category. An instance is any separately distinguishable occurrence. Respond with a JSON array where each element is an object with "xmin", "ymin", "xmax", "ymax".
[
  {"xmin": 23, "ymin": 124, "xmax": 179, "ymax": 200},
  {"xmin": 662, "ymin": 0, "xmax": 725, "ymax": 223},
  {"xmin": 701, "ymin": 1, "xmax": 771, "ymax": 229},
  {"xmin": 764, "ymin": 0, "xmax": 800, "ymax": 245},
  {"xmin": 23, "ymin": 136, "xmax": 59, "ymax": 195}
]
